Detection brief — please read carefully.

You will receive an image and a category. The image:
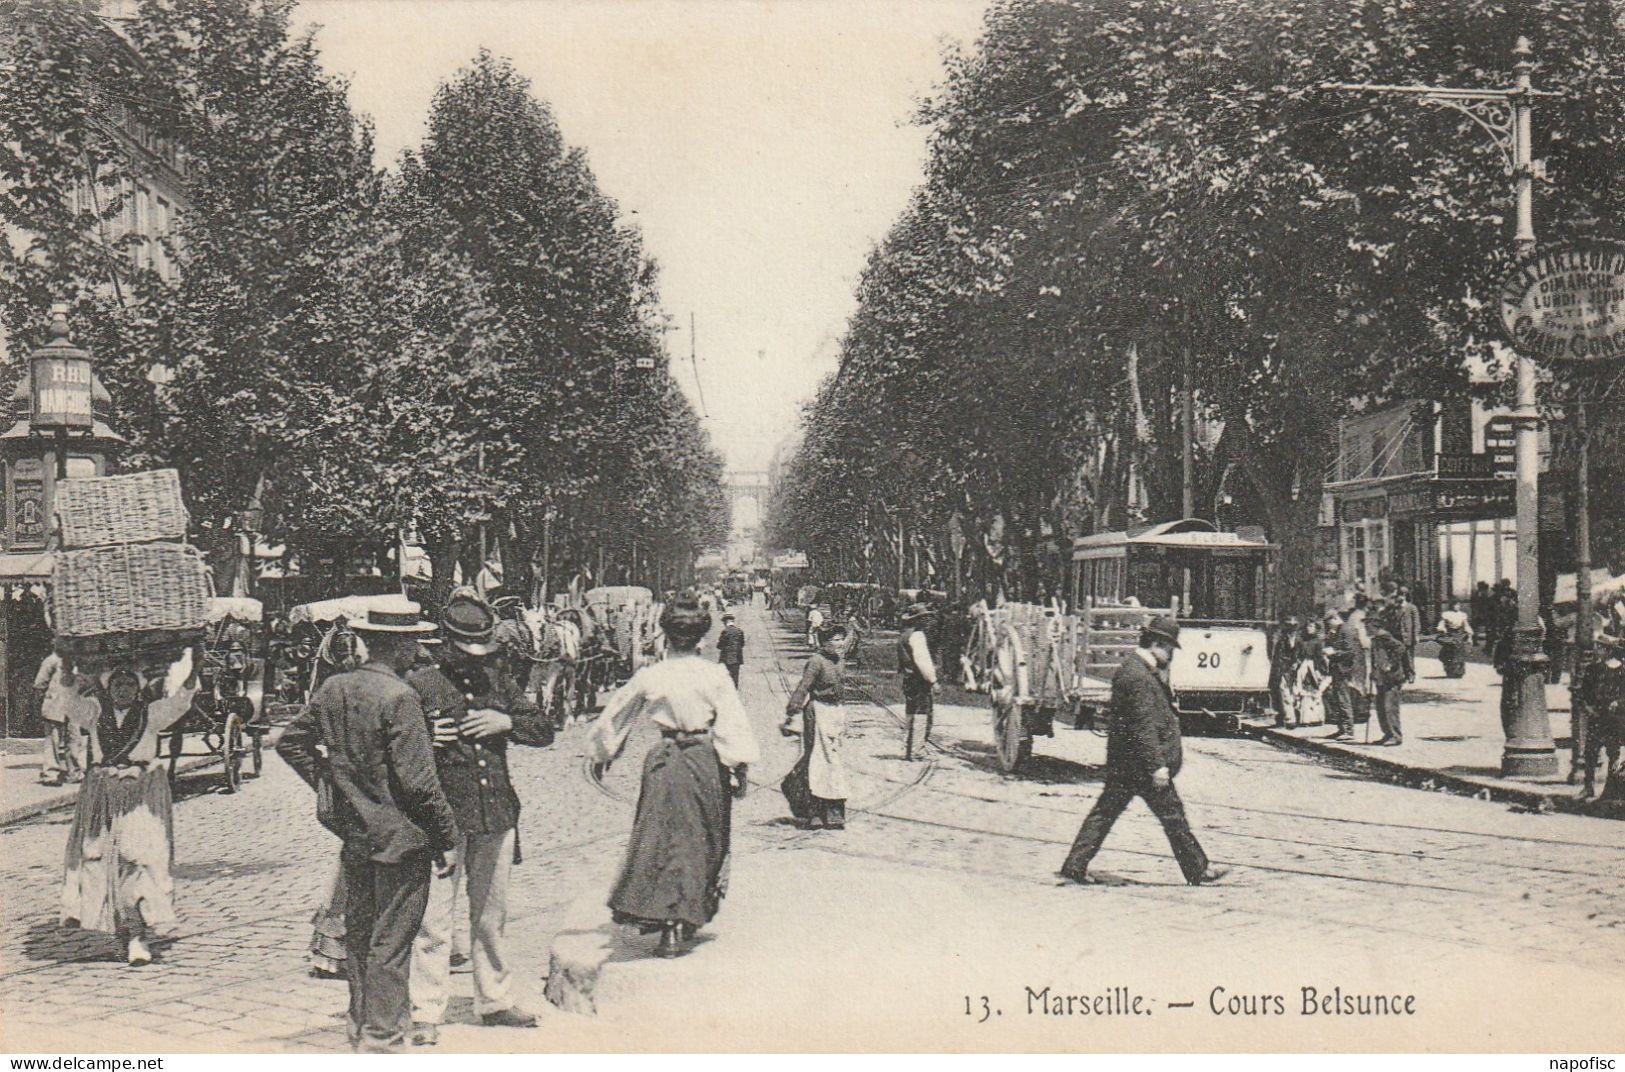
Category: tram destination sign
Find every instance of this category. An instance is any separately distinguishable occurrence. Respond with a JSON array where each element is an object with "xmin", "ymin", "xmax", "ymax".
[{"xmin": 1499, "ymin": 239, "xmax": 1625, "ymax": 364}]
